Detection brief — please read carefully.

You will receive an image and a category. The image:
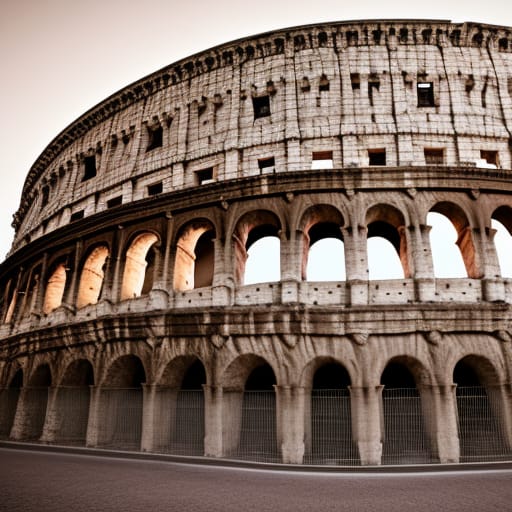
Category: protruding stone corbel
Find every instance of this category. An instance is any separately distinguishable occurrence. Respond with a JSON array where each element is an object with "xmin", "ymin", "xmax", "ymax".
[
  {"xmin": 494, "ymin": 330, "xmax": 512, "ymax": 343},
  {"xmin": 349, "ymin": 332, "xmax": 369, "ymax": 346},
  {"xmin": 211, "ymin": 333, "xmax": 230, "ymax": 349},
  {"xmin": 424, "ymin": 330, "xmax": 442, "ymax": 345}
]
